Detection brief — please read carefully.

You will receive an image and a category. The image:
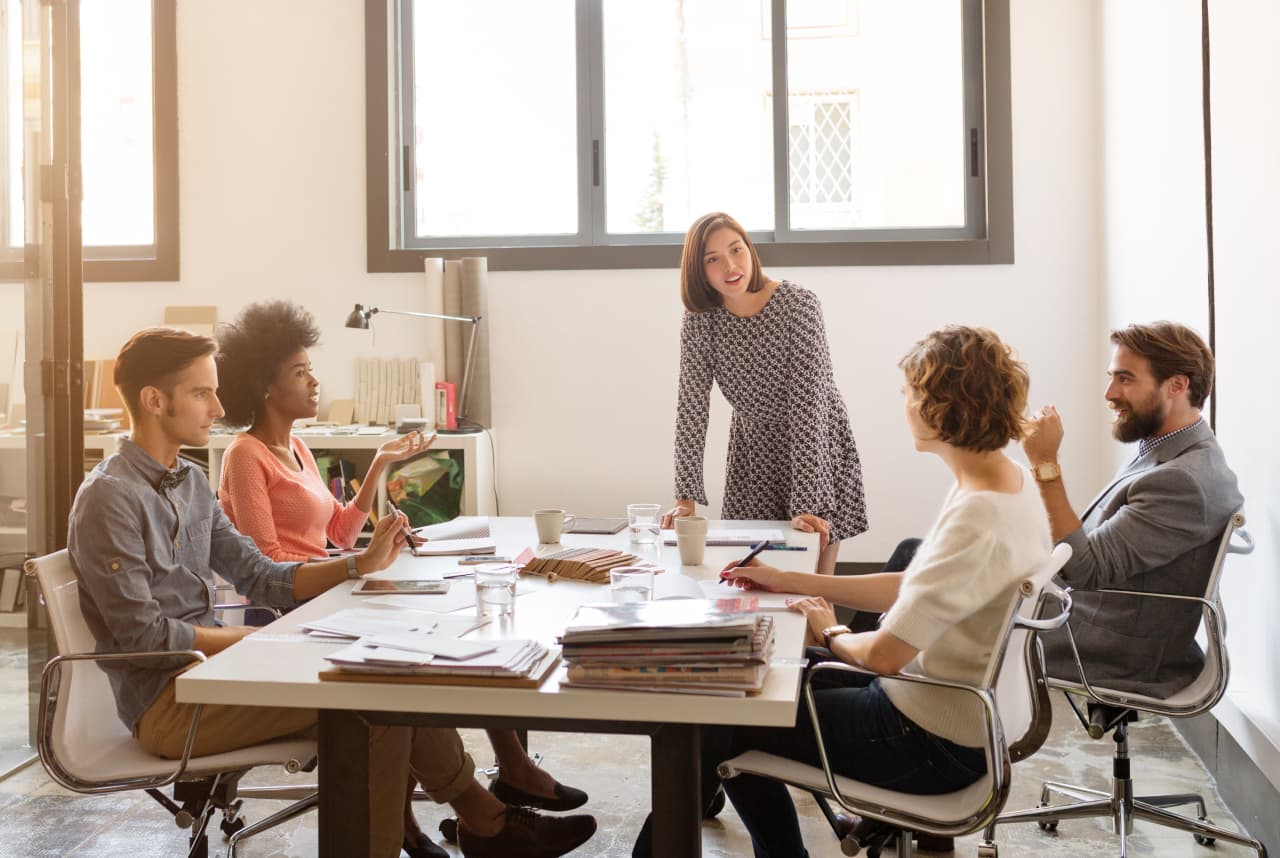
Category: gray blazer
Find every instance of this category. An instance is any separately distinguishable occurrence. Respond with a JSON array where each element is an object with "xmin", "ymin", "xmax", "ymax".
[{"xmin": 1042, "ymin": 421, "xmax": 1243, "ymax": 698}]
